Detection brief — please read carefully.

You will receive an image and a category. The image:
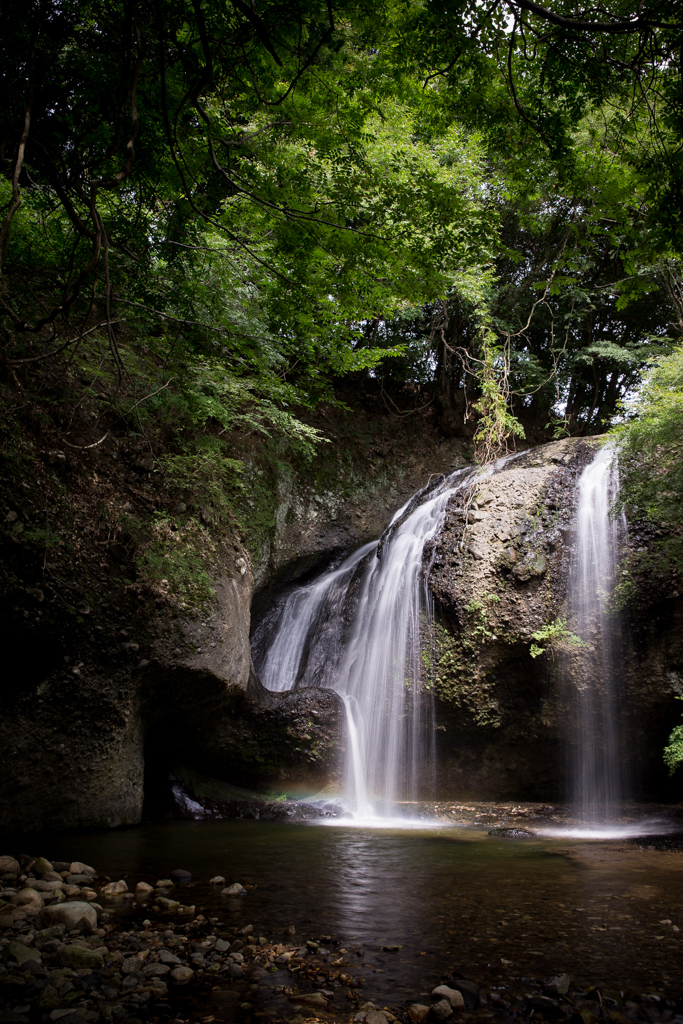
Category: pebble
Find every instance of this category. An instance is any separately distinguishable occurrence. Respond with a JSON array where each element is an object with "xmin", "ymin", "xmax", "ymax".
[
  {"xmin": 100, "ymin": 879, "xmax": 128, "ymax": 897},
  {"xmin": 432, "ymin": 997, "xmax": 455, "ymax": 1020},
  {"xmin": 135, "ymin": 881, "xmax": 154, "ymax": 896},
  {"xmin": 3, "ymin": 940, "xmax": 41, "ymax": 964},
  {"xmin": 546, "ymin": 972, "xmax": 571, "ymax": 995},
  {"xmin": 57, "ymin": 945, "xmax": 104, "ymax": 969},
  {"xmin": 209, "ymin": 875, "xmax": 225, "ymax": 884},
  {"xmin": 68, "ymin": 861, "xmax": 95, "ymax": 876},
  {"xmin": 155, "ymin": 896, "xmax": 180, "ymax": 911},
  {"xmin": 408, "ymin": 1005, "xmax": 431, "ymax": 1022},
  {"xmin": 289, "ymin": 992, "xmax": 328, "ymax": 1009},
  {"xmin": 170, "ymin": 869, "xmax": 192, "ymax": 882},
  {"xmin": 170, "ymin": 965, "xmax": 194, "ymax": 984},
  {"xmin": 141, "ymin": 962, "xmax": 170, "ymax": 976},
  {"xmin": 221, "ymin": 882, "xmax": 246, "ymax": 895}
]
